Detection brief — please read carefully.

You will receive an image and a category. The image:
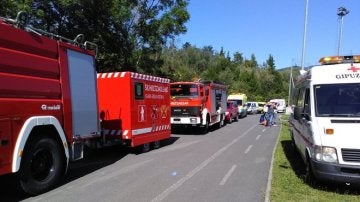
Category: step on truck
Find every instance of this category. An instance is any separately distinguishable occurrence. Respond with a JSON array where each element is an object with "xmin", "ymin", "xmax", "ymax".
[
  {"xmin": 170, "ymin": 80, "xmax": 227, "ymax": 133},
  {"xmin": 97, "ymin": 72, "xmax": 171, "ymax": 153}
]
